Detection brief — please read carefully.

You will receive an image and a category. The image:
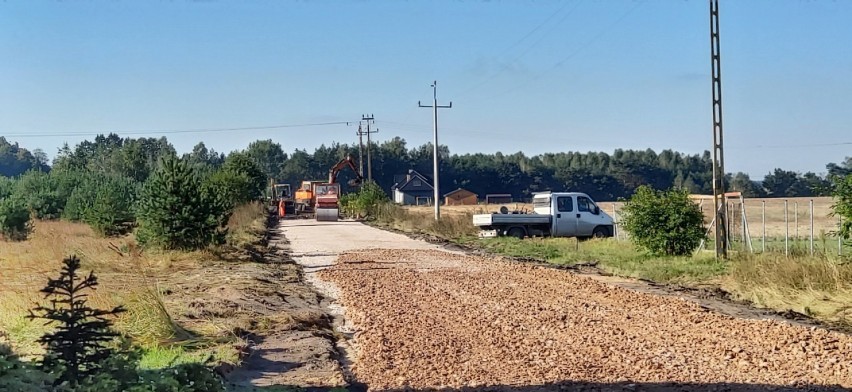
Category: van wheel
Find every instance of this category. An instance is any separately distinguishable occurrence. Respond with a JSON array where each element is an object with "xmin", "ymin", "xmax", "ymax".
[
  {"xmin": 592, "ymin": 226, "xmax": 608, "ymax": 239},
  {"xmin": 507, "ymin": 227, "xmax": 526, "ymax": 239}
]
